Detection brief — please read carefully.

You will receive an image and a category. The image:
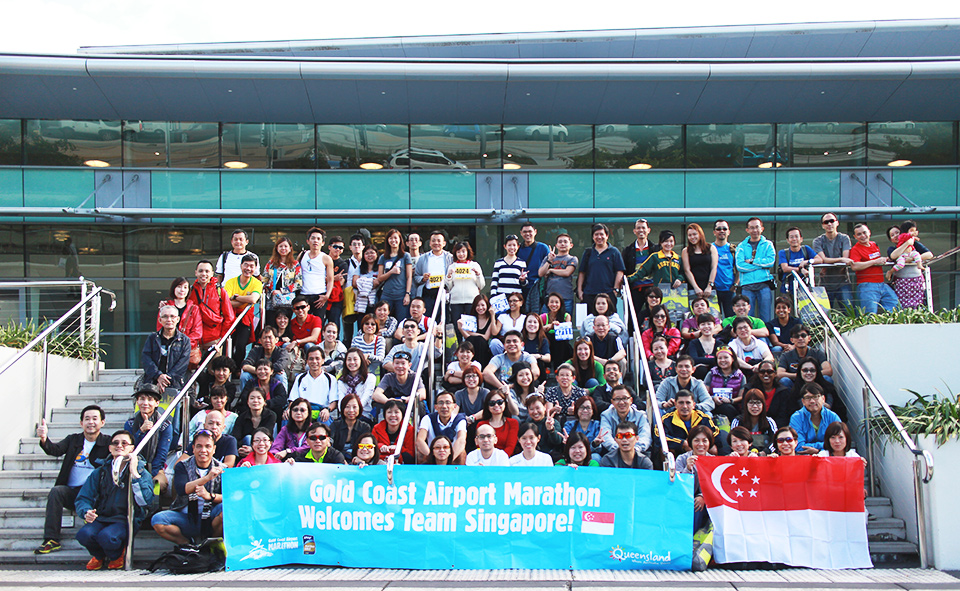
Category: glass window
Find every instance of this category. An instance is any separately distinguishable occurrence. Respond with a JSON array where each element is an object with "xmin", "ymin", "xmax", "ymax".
[
  {"xmin": 123, "ymin": 226, "xmax": 225, "ymax": 280},
  {"xmin": 868, "ymin": 122, "xmax": 957, "ymax": 167},
  {"xmin": 0, "ymin": 120, "xmax": 21, "ymax": 166},
  {"xmin": 502, "ymin": 125, "xmax": 593, "ymax": 170},
  {"xmin": 122, "ymin": 121, "xmax": 219, "ymax": 168},
  {"xmin": 777, "ymin": 122, "xmax": 866, "ymax": 167},
  {"xmin": 24, "ymin": 119, "xmax": 122, "ymax": 167},
  {"xmin": 595, "ymin": 125, "xmax": 683, "ymax": 169},
  {"xmin": 316, "ymin": 125, "xmax": 408, "ymax": 170},
  {"xmin": 221, "ymin": 123, "xmax": 316, "ymax": 169},
  {"xmin": 686, "ymin": 124, "xmax": 778, "ymax": 168},
  {"xmin": 410, "ymin": 125, "xmax": 501, "ymax": 169},
  {"xmin": 24, "ymin": 226, "xmax": 124, "ymax": 279},
  {"xmin": 0, "ymin": 225, "xmax": 24, "ymax": 278}
]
